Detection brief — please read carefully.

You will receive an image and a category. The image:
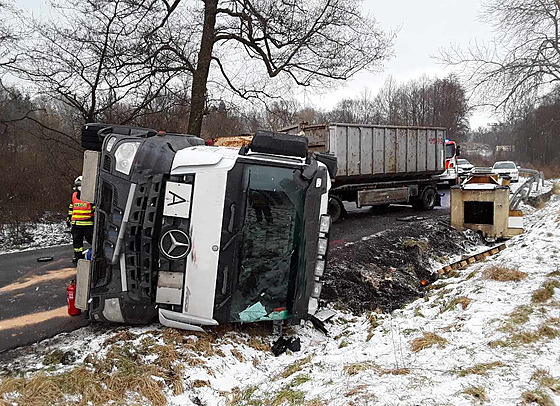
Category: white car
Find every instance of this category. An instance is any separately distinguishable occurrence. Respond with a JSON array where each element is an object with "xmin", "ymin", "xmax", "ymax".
[
  {"xmin": 457, "ymin": 159, "xmax": 474, "ymax": 178},
  {"xmin": 492, "ymin": 161, "xmax": 520, "ymax": 182}
]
